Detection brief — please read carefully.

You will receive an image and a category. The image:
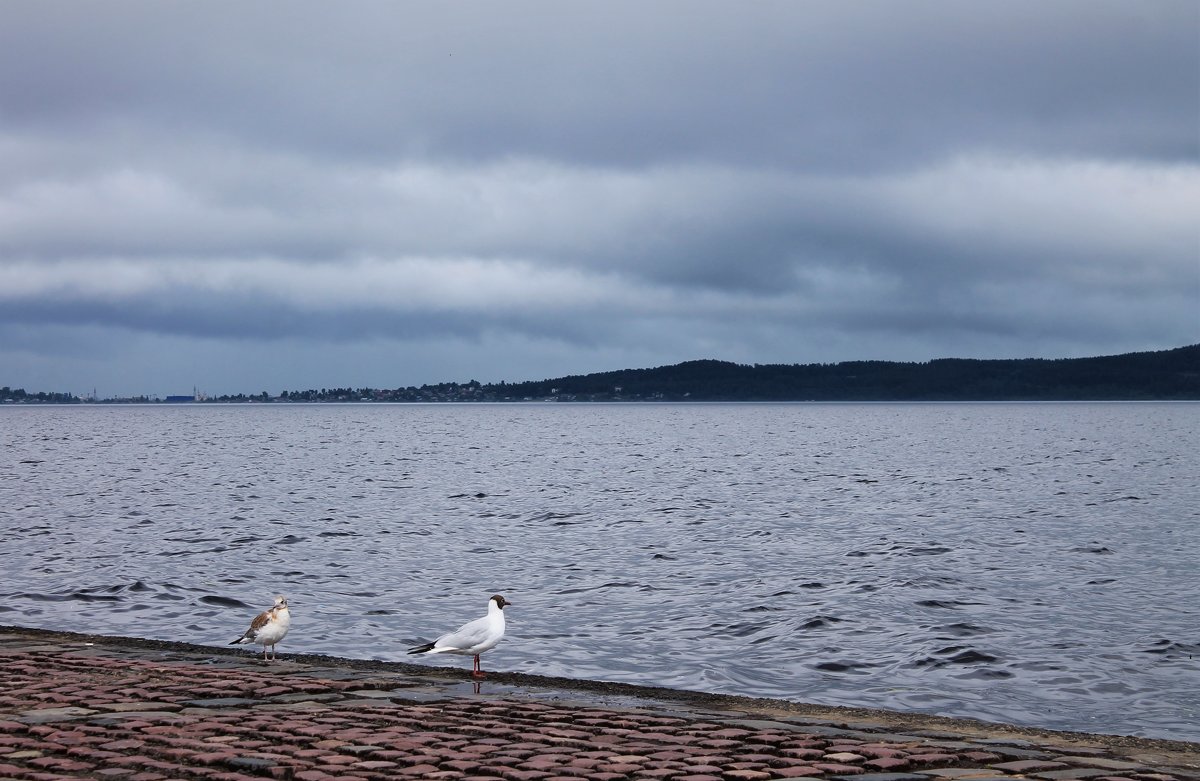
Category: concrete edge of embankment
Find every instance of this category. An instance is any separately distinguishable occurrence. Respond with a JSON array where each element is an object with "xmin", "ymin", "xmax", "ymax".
[{"xmin": 2, "ymin": 623, "xmax": 1196, "ymax": 771}]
